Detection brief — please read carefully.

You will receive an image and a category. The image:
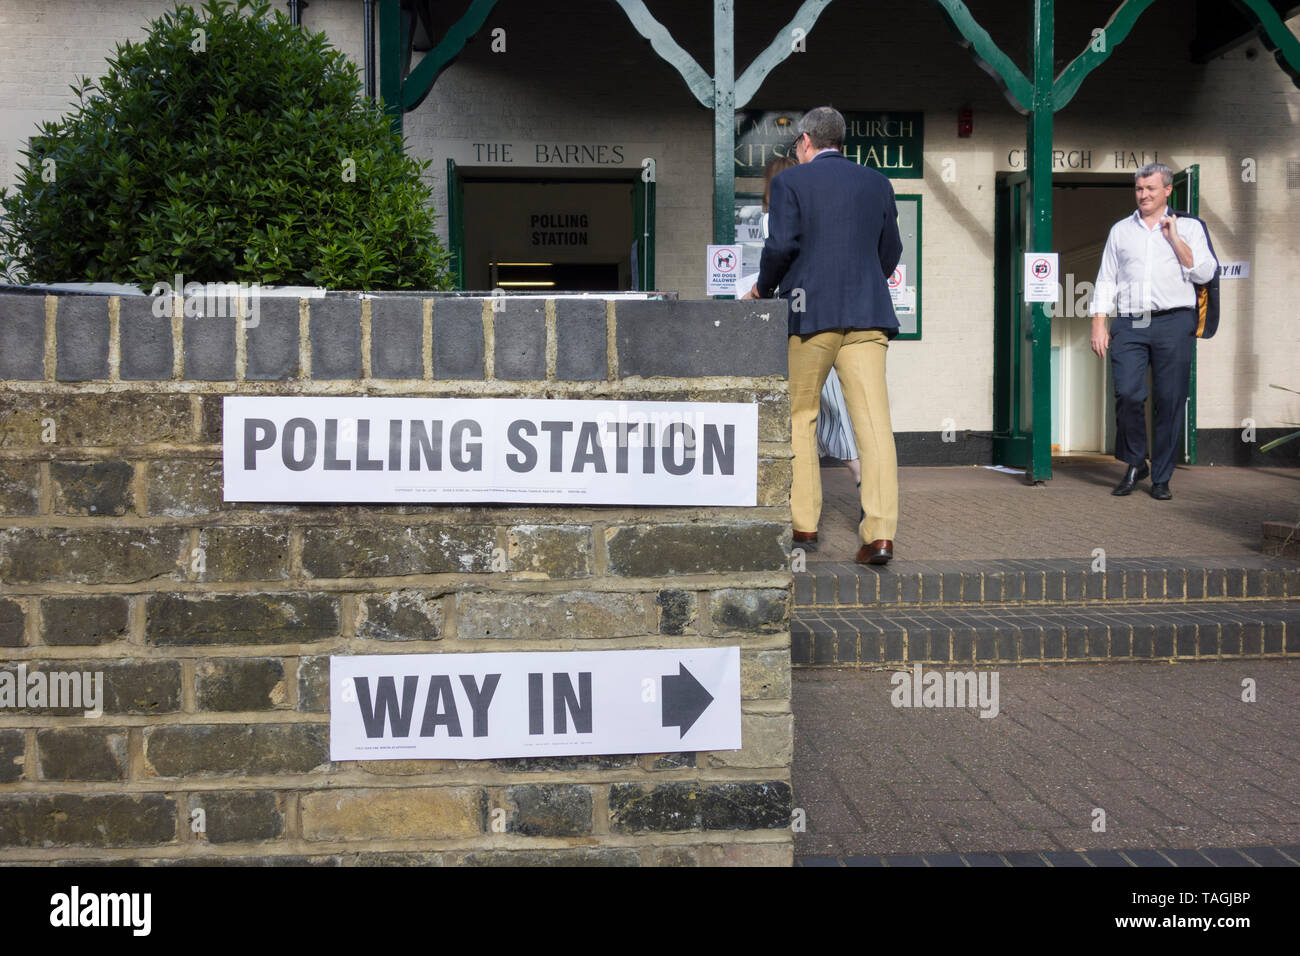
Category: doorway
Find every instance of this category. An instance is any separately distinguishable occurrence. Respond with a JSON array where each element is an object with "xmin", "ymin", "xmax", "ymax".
[
  {"xmin": 993, "ymin": 170, "xmax": 1201, "ymax": 467},
  {"xmin": 1049, "ymin": 179, "xmax": 1134, "ymax": 454},
  {"xmin": 445, "ymin": 164, "xmax": 653, "ymax": 292}
]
